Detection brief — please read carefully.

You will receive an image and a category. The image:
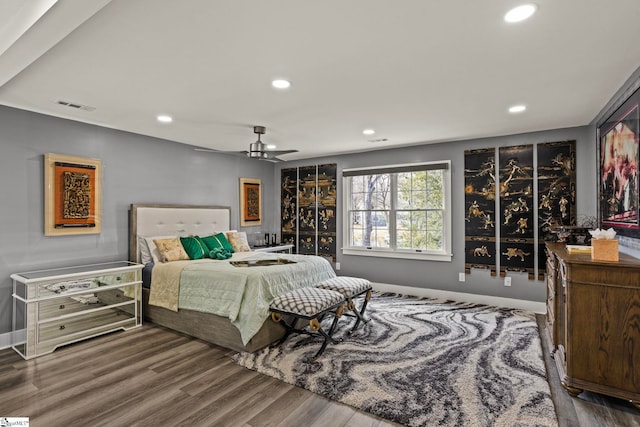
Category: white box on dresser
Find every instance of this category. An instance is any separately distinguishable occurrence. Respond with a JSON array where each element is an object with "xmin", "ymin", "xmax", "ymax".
[{"xmin": 11, "ymin": 261, "xmax": 143, "ymax": 359}]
